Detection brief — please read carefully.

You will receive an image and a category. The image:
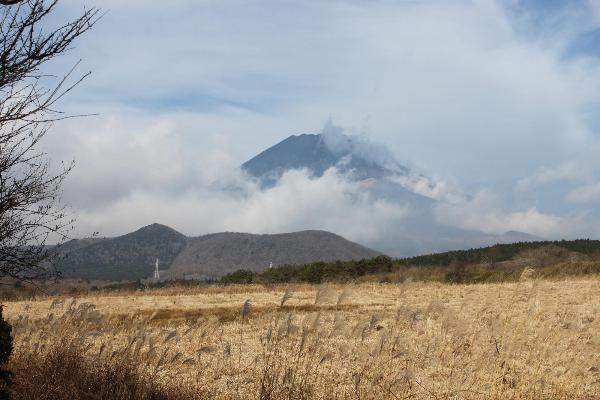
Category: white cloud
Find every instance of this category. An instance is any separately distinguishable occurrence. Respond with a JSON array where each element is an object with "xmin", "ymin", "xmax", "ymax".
[
  {"xmin": 517, "ymin": 161, "xmax": 592, "ymax": 191},
  {"xmin": 389, "ymin": 173, "xmax": 465, "ymax": 204},
  {"xmin": 34, "ymin": 0, "xmax": 600, "ymax": 245},
  {"xmin": 44, "ymin": 112, "xmax": 410, "ymax": 246},
  {"xmin": 50, "ymin": 0, "xmax": 600, "ymax": 183},
  {"xmin": 71, "ymin": 166, "xmax": 409, "ymax": 248},
  {"xmin": 567, "ymin": 182, "xmax": 600, "ymax": 203},
  {"xmin": 434, "ymin": 190, "xmax": 565, "ymax": 237},
  {"xmin": 40, "ymin": 109, "xmax": 599, "ymax": 251}
]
